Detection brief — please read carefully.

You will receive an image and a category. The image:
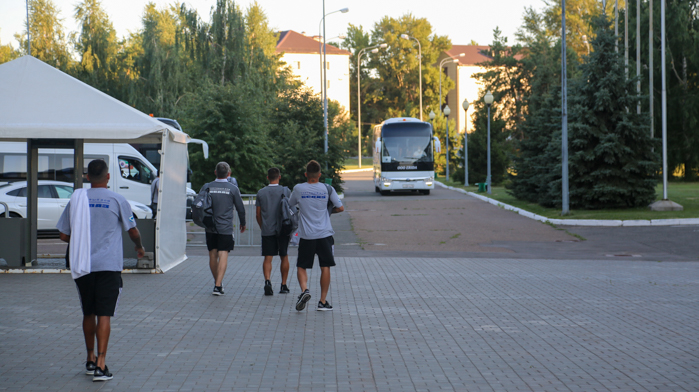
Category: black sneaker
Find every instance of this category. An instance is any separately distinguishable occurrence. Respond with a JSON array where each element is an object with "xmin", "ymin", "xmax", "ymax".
[
  {"xmin": 295, "ymin": 290, "xmax": 311, "ymax": 311},
  {"xmin": 93, "ymin": 365, "xmax": 113, "ymax": 382},
  {"xmin": 279, "ymin": 284, "xmax": 290, "ymax": 294},
  {"xmin": 213, "ymin": 286, "xmax": 224, "ymax": 296},
  {"xmin": 264, "ymin": 280, "xmax": 273, "ymax": 296},
  {"xmin": 85, "ymin": 360, "xmax": 97, "ymax": 375},
  {"xmin": 317, "ymin": 300, "xmax": 333, "ymax": 311}
]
